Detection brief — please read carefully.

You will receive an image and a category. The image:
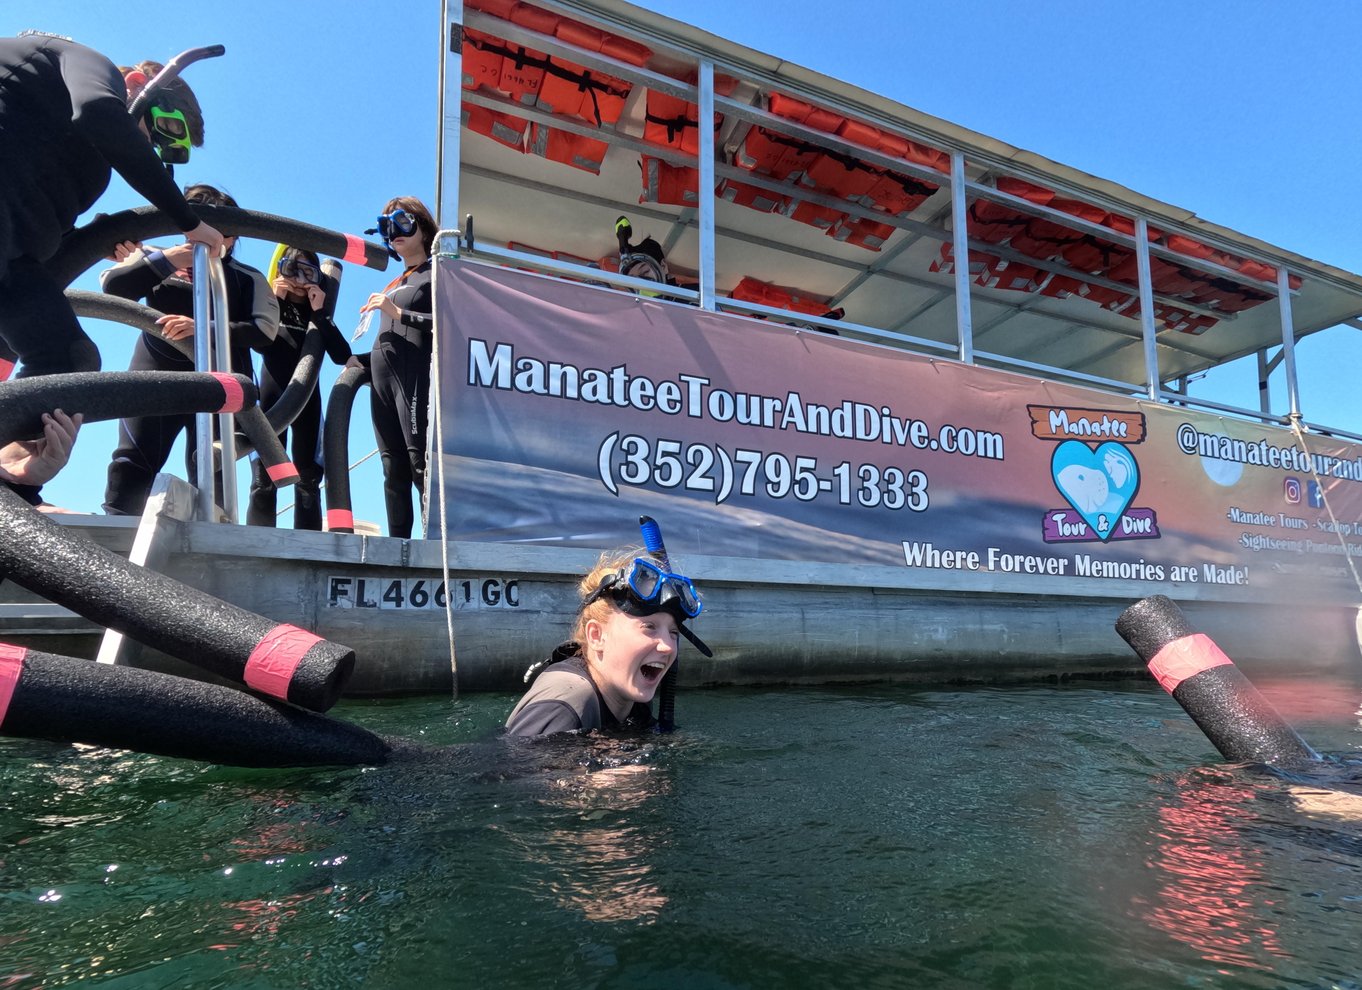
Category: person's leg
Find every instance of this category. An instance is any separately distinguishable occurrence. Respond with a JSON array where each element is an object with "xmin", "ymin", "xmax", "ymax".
[
  {"xmin": 245, "ymin": 348, "xmax": 290, "ymax": 527},
  {"xmin": 103, "ymin": 338, "xmax": 187, "ymax": 516},
  {"xmin": 0, "ymin": 256, "xmax": 100, "ymax": 378},
  {"xmin": 370, "ymin": 358, "xmax": 414, "ymax": 539},
  {"xmin": 289, "ymin": 389, "xmax": 324, "ymax": 531},
  {"xmin": 387, "ymin": 347, "xmax": 431, "ymax": 536}
]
